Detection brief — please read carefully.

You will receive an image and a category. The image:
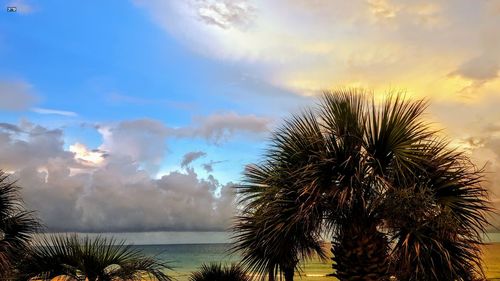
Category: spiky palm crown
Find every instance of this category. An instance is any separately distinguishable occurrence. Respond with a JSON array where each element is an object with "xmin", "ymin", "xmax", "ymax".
[
  {"xmin": 233, "ymin": 89, "xmax": 491, "ymax": 280},
  {"xmin": 189, "ymin": 263, "xmax": 249, "ymax": 281},
  {"xmin": 0, "ymin": 171, "xmax": 39, "ymax": 277},
  {"xmin": 18, "ymin": 234, "xmax": 173, "ymax": 281}
]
